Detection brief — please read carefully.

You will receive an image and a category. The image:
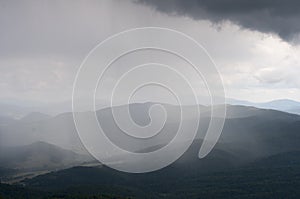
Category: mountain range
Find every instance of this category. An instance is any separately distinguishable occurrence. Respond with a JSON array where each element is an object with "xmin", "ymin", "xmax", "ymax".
[
  {"xmin": 1, "ymin": 98, "xmax": 300, "ymax": 119},
  {"xmin": 228, "ymin": 98, "xmax": 300, "ymax": 115},
  {"xmin": 1, "ymin": 101, "xmax": 300, "ymax": 198}
]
